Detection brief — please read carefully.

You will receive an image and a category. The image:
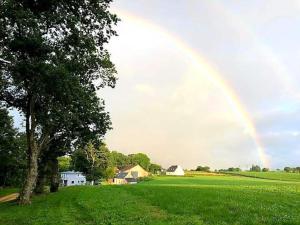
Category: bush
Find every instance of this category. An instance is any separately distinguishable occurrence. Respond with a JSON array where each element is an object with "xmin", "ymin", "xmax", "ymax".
[{"xmin": 250, "ymin": 165, "xmax": 261, "ymax": 172}]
